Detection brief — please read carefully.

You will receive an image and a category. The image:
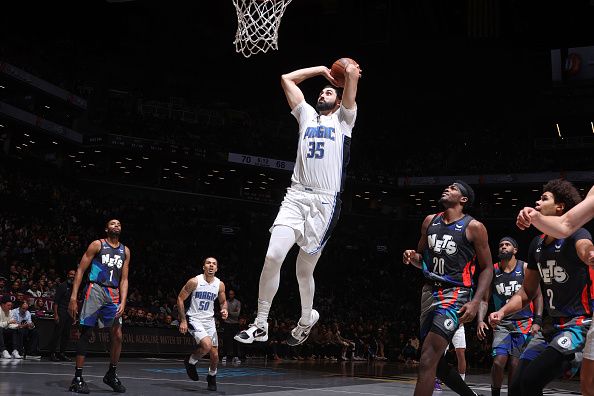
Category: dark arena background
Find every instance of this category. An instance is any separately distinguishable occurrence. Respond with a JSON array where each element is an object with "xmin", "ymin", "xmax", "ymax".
[{"xmin": 1, "ymin": 0, "xmax": 593, "ymax": 395}]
